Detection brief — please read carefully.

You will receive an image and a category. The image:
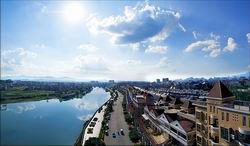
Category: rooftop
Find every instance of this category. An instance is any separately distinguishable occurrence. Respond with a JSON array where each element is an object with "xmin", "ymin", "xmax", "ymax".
[{"xmin": 207, "ymin": 81, "xmax": 234, "ymax": 98}]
